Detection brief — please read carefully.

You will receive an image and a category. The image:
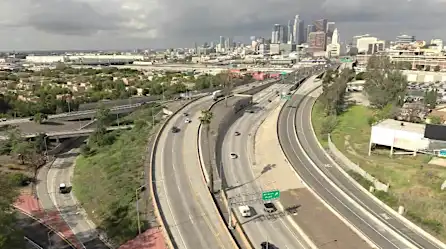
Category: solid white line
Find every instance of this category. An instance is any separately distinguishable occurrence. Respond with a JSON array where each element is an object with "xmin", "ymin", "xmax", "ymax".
[
  {"xmin": 286, "ymin": 94, "xmax": 407, "ymax": 249},
  {"xmin": 298, "ymin": 94, "xmax": 418, "ymax": 248},
  {"xmin": 160, "ymin": 122, "xmax": 189, "ymax": 249}
]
